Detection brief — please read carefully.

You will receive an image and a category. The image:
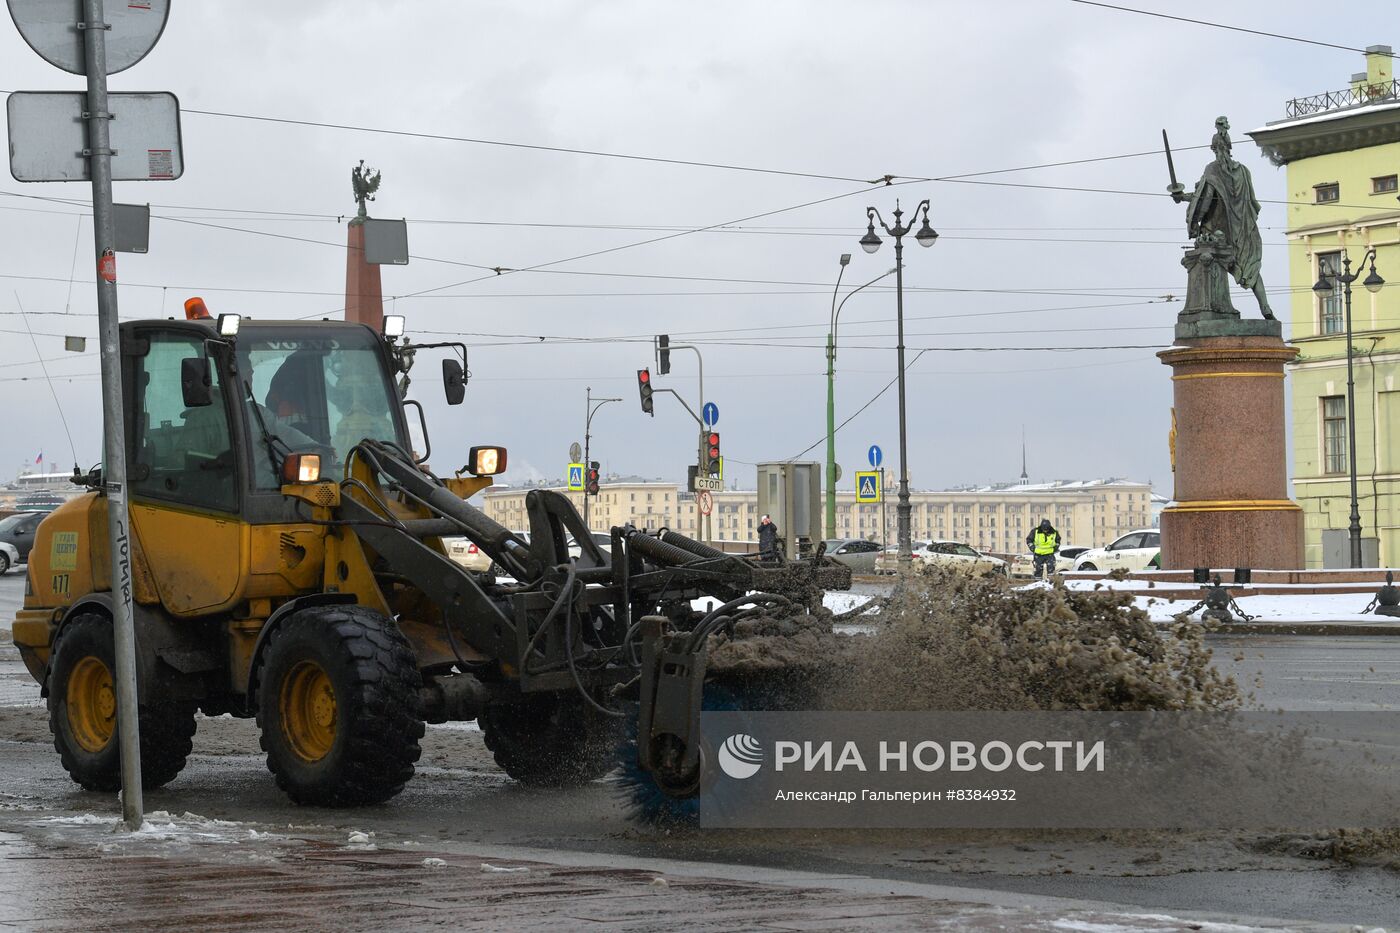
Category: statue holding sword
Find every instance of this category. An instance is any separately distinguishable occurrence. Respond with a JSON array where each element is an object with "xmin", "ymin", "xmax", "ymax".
[{"xmin": 1164, "ymin": 117, "xmax": 1274, "ymax": 320}]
